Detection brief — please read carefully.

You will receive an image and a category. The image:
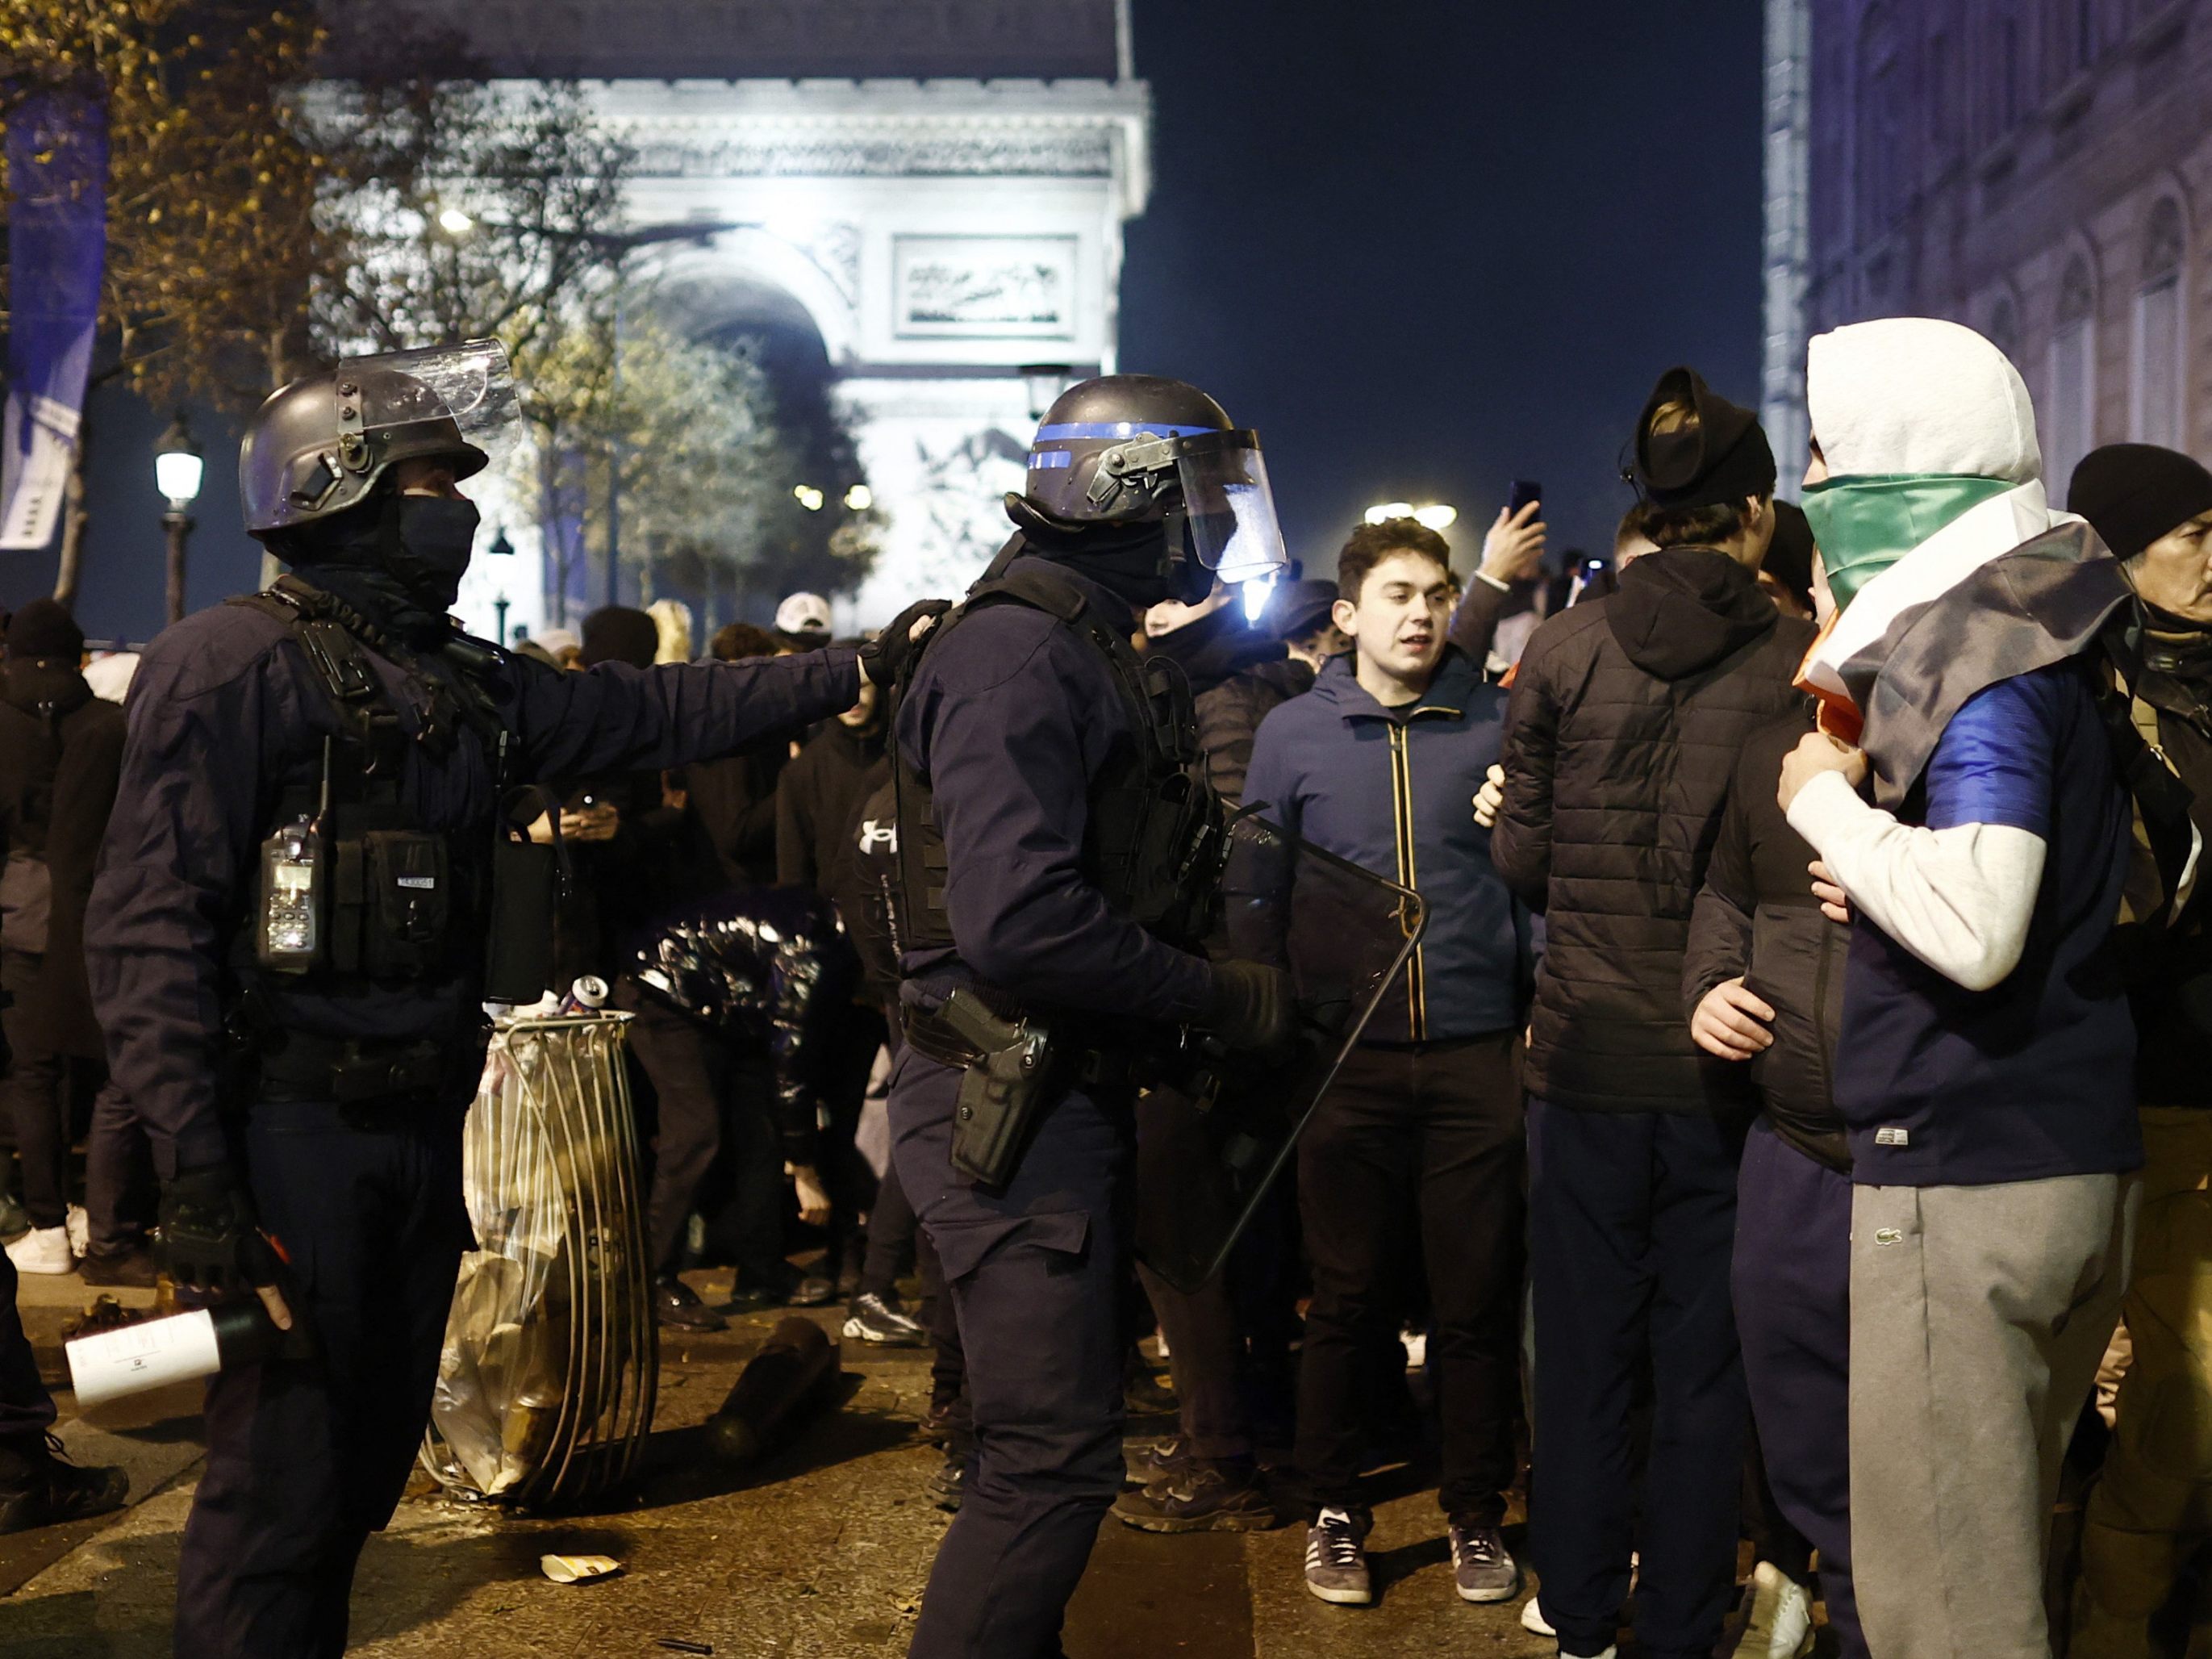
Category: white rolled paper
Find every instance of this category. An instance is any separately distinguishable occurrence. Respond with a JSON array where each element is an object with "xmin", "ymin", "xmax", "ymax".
[{"xmin": 66, "ymin": 1309, "xmax": 223, "ymax": 1410}]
